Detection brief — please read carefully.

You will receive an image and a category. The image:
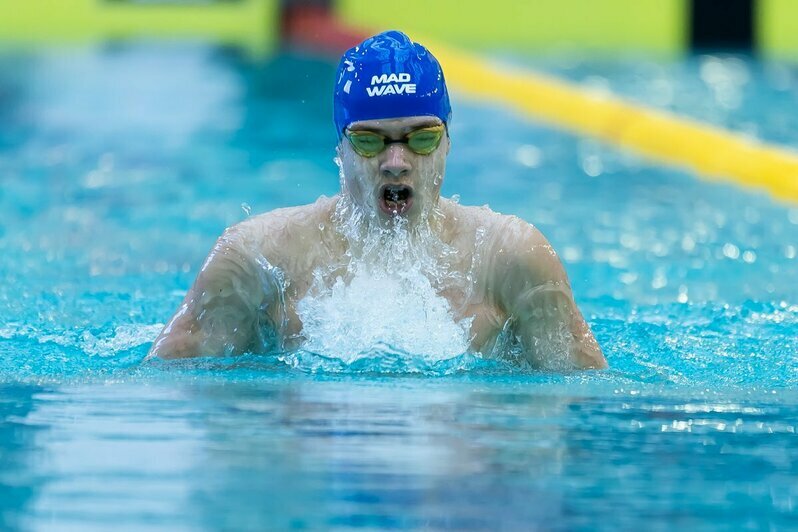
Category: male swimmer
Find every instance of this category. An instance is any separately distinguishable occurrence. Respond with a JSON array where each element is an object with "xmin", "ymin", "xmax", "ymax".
[{"xmin": 148, "ymin": 31, "xmax": 607, "ymax": 370}]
